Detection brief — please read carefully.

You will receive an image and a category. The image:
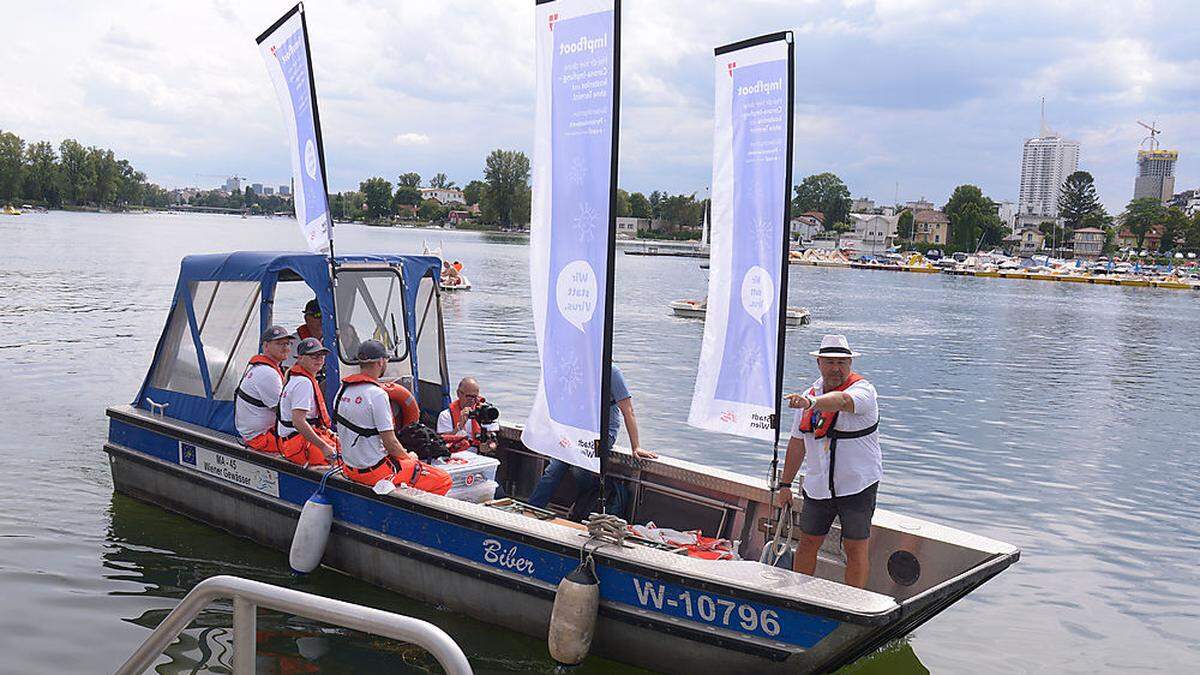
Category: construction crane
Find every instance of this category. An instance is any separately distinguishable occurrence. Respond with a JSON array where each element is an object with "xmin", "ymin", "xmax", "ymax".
[{"xmin": 1137, "ymin": 120, "xmax": 1161, "ymax": 151}]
